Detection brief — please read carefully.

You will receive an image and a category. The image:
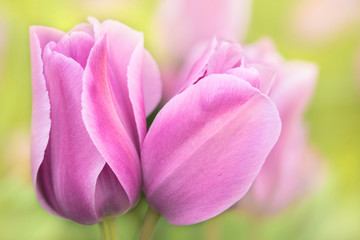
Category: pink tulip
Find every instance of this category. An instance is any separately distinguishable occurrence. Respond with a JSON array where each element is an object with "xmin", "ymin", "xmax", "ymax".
[
  {"xmin": 30, "ymin": 18, "xmax": 161, "ymax": 224},
  {"xmin": 239, "ymin": 39, "xmax": 320, "ymax": 214},
  {"xmin": 142, "ymin": 38, "xmax": 281, "ymax": 225}
]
